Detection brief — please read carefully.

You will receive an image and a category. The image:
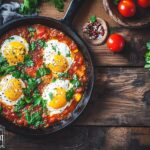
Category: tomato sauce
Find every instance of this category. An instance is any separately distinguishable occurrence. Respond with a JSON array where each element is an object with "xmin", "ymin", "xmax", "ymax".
[{"xmin": 0, "ymin": 24, "xmax": 87, "ymax": 129}]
